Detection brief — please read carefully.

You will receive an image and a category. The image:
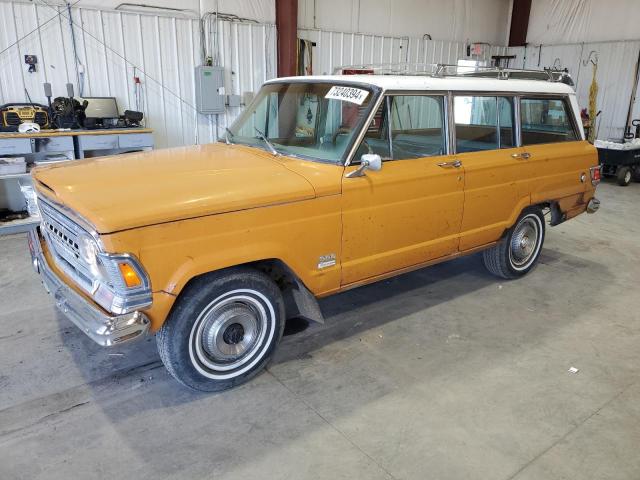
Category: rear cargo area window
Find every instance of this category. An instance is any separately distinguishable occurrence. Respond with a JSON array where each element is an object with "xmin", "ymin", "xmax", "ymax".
[{"xmin": 520, "ymin": 98, "xmax": 578, "ymax": 145}]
